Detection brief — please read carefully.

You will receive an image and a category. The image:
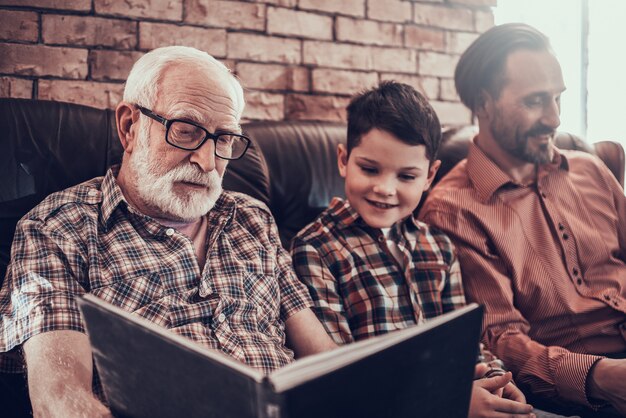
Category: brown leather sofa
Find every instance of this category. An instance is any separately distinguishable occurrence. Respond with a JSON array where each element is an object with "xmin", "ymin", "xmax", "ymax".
[{"xmin": 1, "ymin": 97, "xmax": 624, "ymax": 417}]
